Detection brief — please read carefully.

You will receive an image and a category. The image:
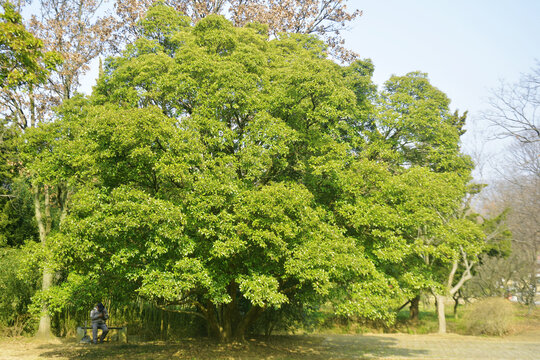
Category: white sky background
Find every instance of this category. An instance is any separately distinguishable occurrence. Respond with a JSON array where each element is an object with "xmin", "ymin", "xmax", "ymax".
[{"xmin": 76, "ymin": 0, "xmax": 540, "ymax": 183}]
